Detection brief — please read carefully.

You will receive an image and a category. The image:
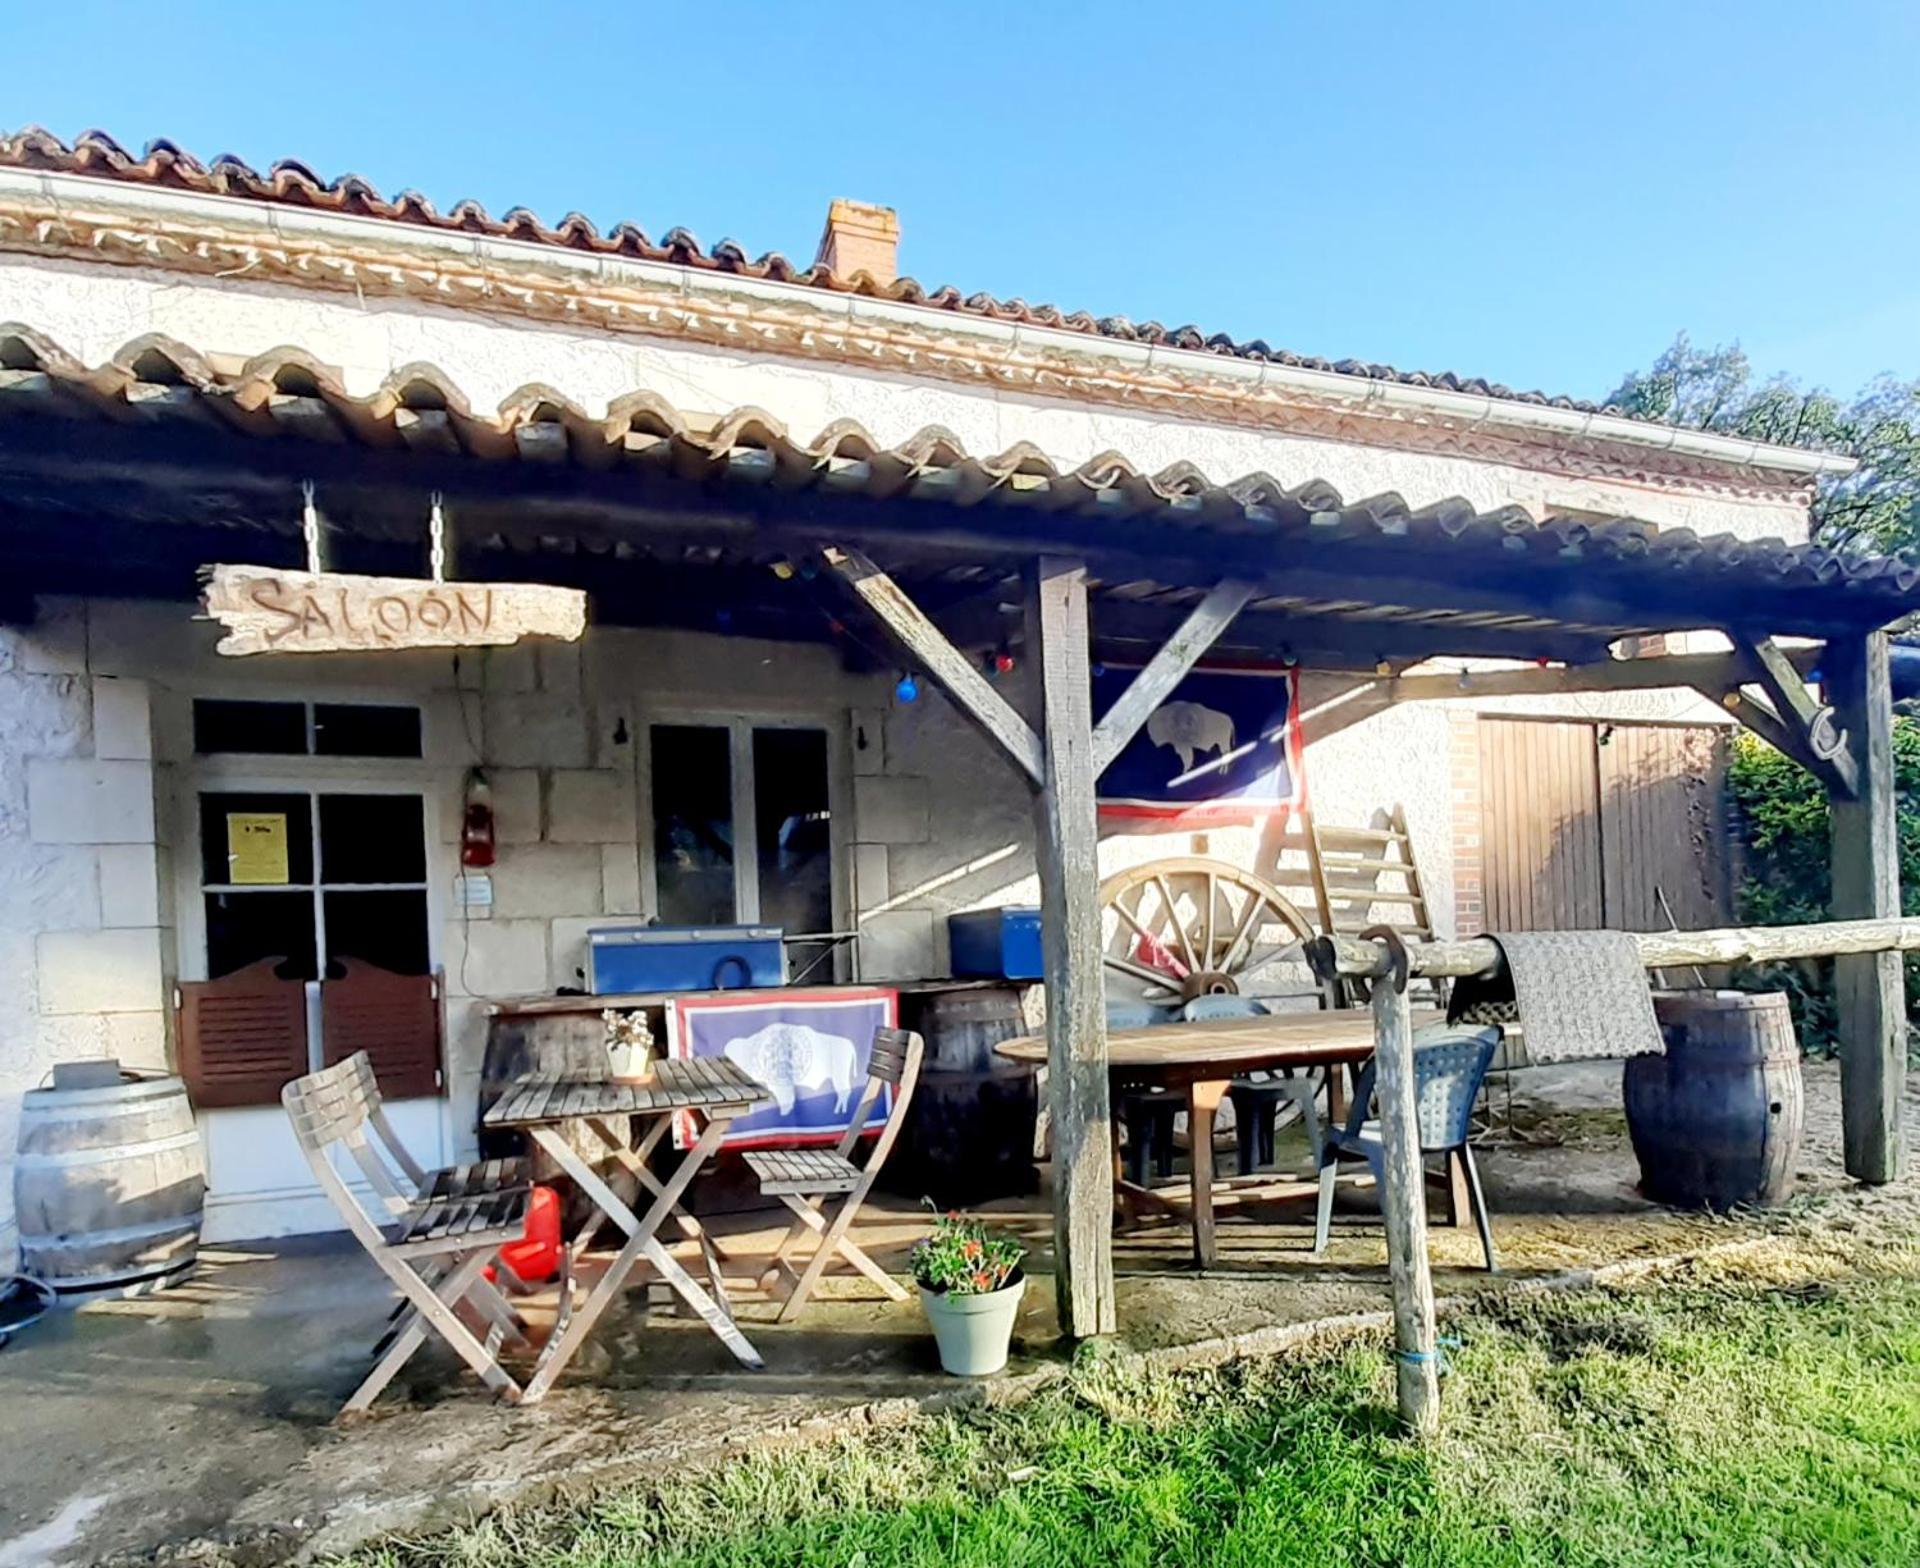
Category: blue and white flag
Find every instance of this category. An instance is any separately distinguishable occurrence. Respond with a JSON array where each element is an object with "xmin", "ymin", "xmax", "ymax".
[{"xmin": 1094, "ymin": 665, "xmax": 1302, "ymax": 825}]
